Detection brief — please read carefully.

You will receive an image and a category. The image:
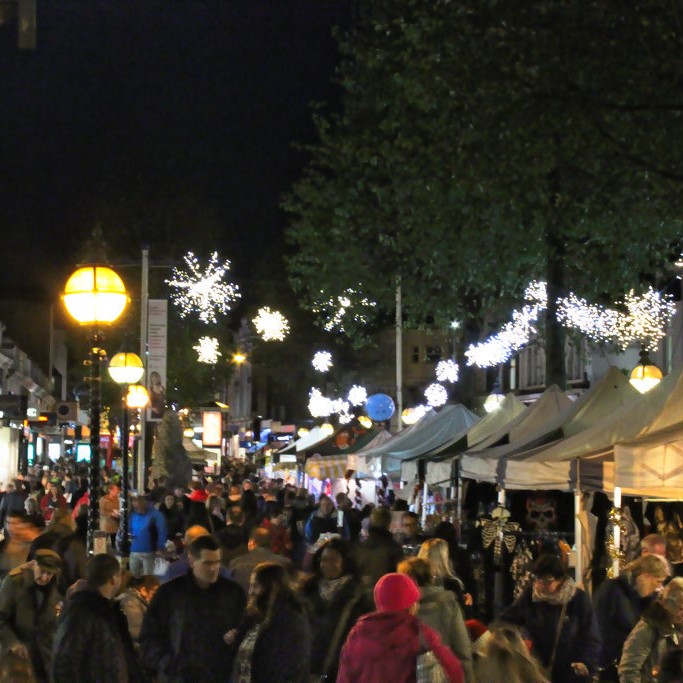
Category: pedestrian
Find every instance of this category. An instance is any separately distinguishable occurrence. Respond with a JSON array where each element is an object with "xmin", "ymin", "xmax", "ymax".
[
  {"xmin": 229, "ymin": 562, "xmax": 311, "ymax": 682},
  {"xmin": 500, "ymin": 553, "xmax": 601, "ymax": 683},
  {"xmin": 99, "ymin": 483, "xmax": 120, "ymax": 546},
  {"xmin": 0, "ymin": 550, "xmax": 63, "ymax": 681},
  {"xmin": 0, "ymin": 481, "xmax": 28, "ymax": 528},
  {"xmin": 593, "ymin": 554, "xmax": 669, "ymax": 681},
  {"xmin": 337, "ymin": 572, "xmax": 464, "ymax": 683},
  {"xmin": 116, "ymin": 573, "xmax": 160, "ymax": 642},
  {"xmin": 398, "ymin": 556, "xmax": 475, "ymax": 683},
  {"xmin": 39, "ymin": 483, "xmax": 67, "ymax": 523},
  {"xmin": 418, "ymin": 537, "xmax": 470, "ymax": 610},
  {"xmin": 140, "ymin": 534, "xmax": 246, "ymax": 682},
  {"xmin": 228, "ymin": 527, "xmax": 291, "ymax": 594},
  {"xmin": 300, "ymin": 538, "xmax": 373, "ymax": 681},
  {"xmin": 157, "ymin": 493, "xmax": 185, "ymax": 542},
  {"xmin": 0, "ymin": 512, "xmax": 34, "ymax": 580},
  {"xmin": 619, "ymin": 576, "xmax": 683, "ymax": 683},
  {"xmin": 52, "ymin": 553, "xmax": 144, "ymax": 683},
  {"xmin": 126, "ymin": 493, "xmax": 168, "ymax": 577},
  {"xmin": 353, "ymin": 506, "xmax": 404, "ymax": 587}
]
